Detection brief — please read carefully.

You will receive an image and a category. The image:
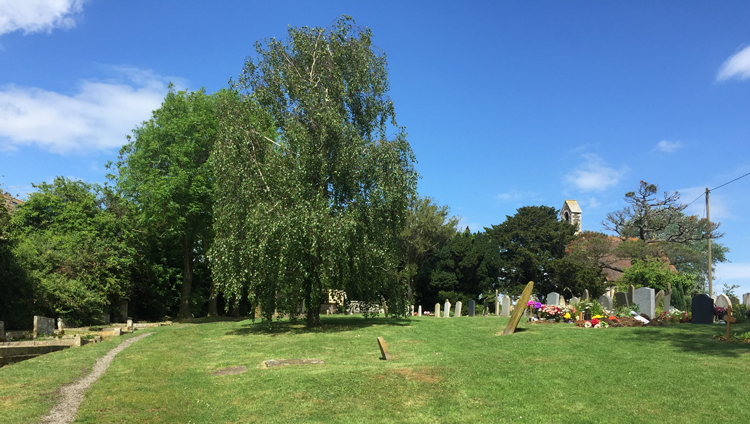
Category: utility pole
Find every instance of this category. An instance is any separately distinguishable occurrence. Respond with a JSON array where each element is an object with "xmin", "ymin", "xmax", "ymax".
[{"xmin": 706, "ymin": 187, "xmax": 712, "ymax": 297}]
